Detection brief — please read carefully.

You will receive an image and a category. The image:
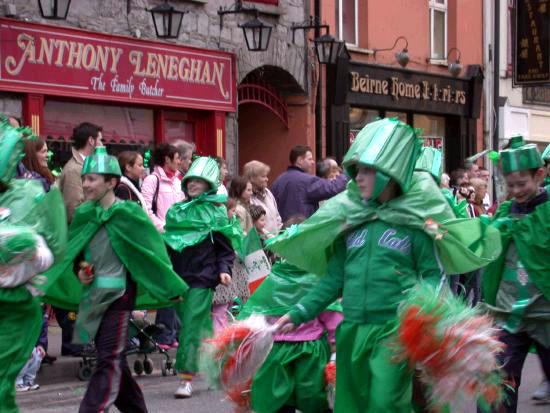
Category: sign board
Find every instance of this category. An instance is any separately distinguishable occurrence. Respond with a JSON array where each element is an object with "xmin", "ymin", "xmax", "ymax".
[
  {"xmin": 0, "ymin": 18, "xmax": 236, "ymax": 112},
  {"xmin": 523, "ymin": 85, "xmax": 550, "ymax": 106},
  {"xmin": 514, "ymin": 0, "xmax": 550, "ymax": 85}
]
